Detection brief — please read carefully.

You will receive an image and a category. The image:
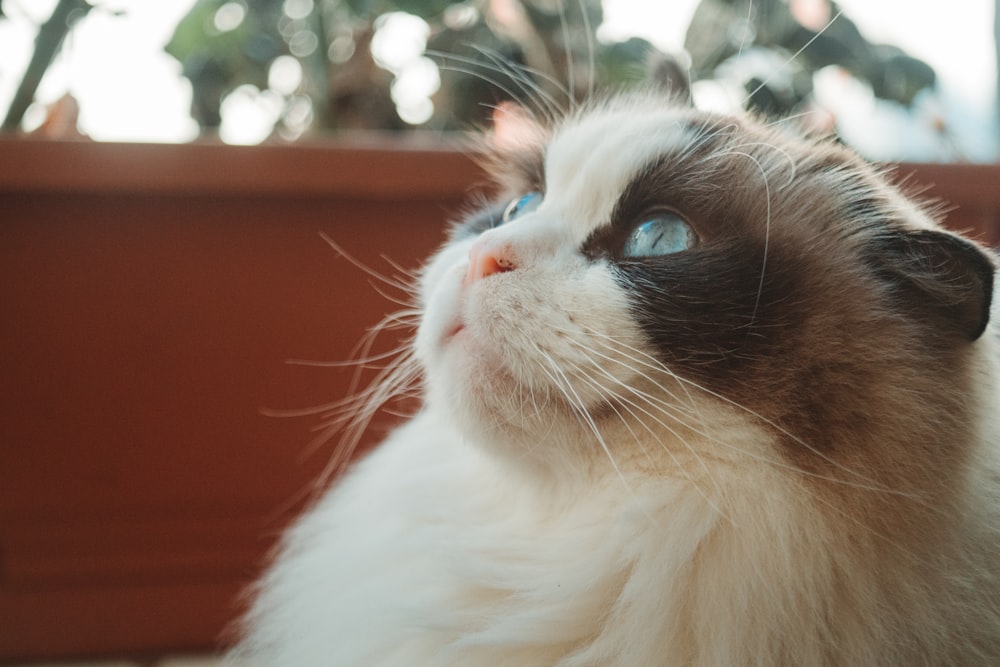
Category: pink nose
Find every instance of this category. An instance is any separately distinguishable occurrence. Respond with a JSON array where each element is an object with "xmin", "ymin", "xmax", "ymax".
[{"xmin": 466, "ymin": 237, "xmax": 517, "ymax": 283}]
